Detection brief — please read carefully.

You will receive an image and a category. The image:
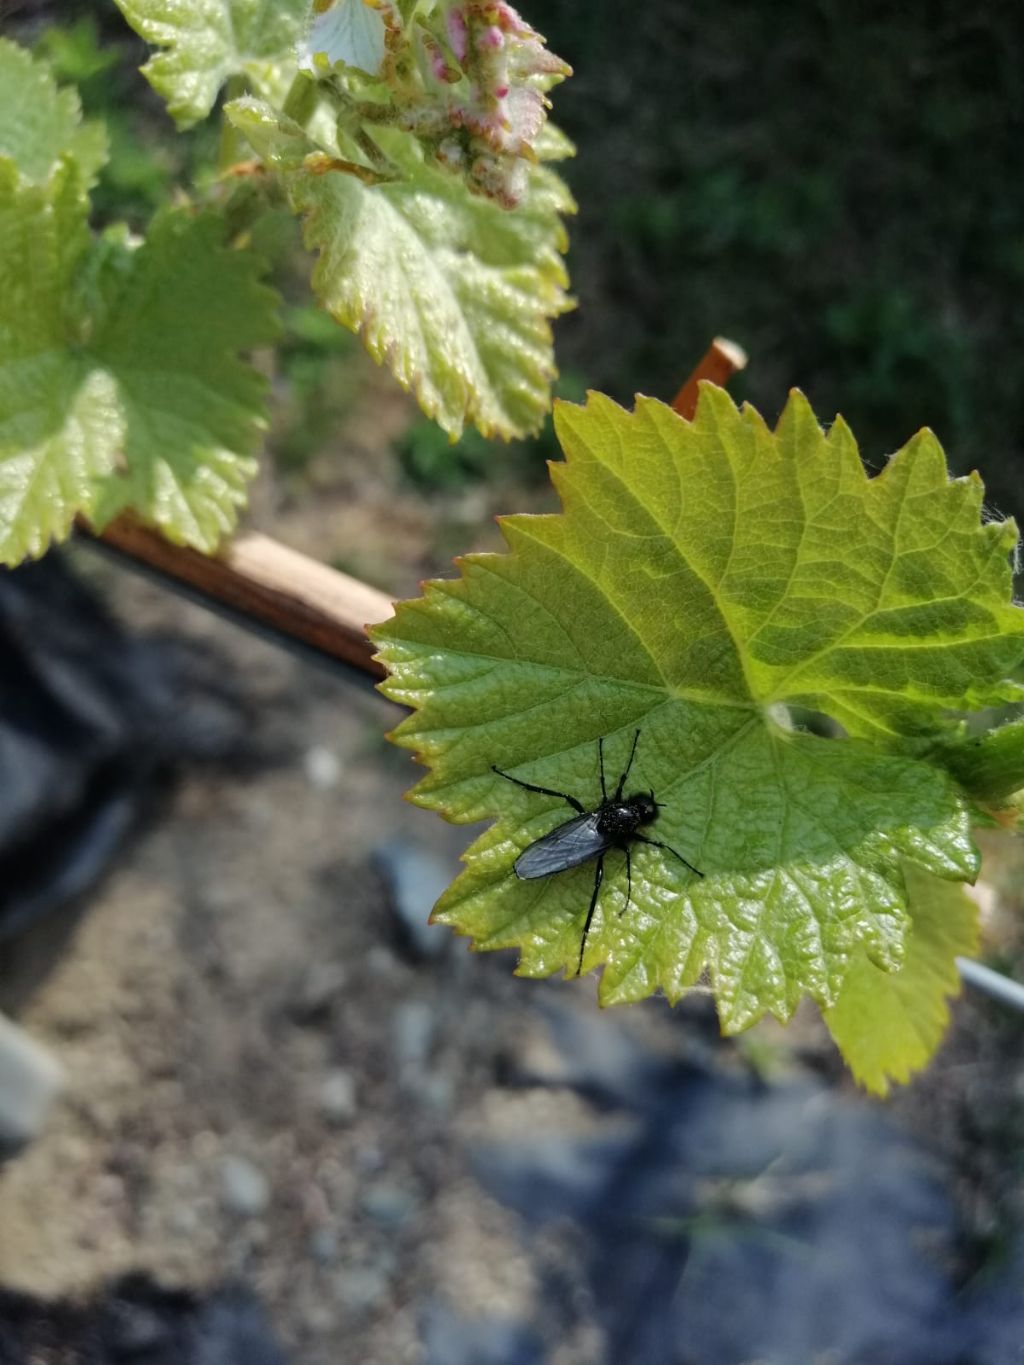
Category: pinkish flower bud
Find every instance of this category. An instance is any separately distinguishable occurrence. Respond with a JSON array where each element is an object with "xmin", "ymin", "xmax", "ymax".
[
  {"xmin": 422, "ymin": 32, "xmax": 459, "ymax": 83},
  {"xmin": 297, "ymin": 0, "xmax": 569, "ymax": 212},
  {"xmin": 446, "ymin": 6, "xmax": 469, "ymax": 63},
  {"xmin": 436, "ymin": 137, "xmax": 466, "ymax": 170},
  {"xmin": 491, "ymin": 2, "xmax": 529, "ymax": 36}
]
